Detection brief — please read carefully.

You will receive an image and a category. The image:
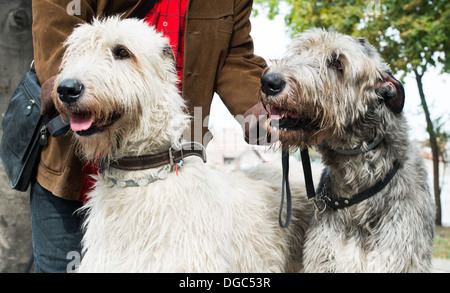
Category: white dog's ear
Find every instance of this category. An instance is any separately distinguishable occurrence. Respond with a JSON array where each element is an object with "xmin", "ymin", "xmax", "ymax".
[
  {"xmin": 163, "ymin": 44, "xmax": 175, "ymax": 61},
  {"xmin": 376, "ymin": 71, "xmax": 405, "ymax": 114}
]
